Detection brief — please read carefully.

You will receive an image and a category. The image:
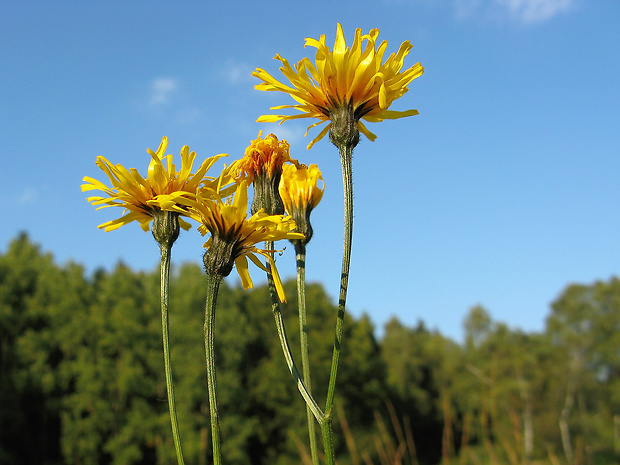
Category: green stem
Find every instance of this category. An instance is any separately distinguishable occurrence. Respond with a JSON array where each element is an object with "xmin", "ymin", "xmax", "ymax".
[
  {"xmin": 204, "ymin": 271, "xmax": 223, "ymax": 465},
  {"xmin": 265, "ymin": 241, "xmax": 324, "ymax": 423},
  {"xmin": 321, "ymin": 419, "xmax": 336, "ymax": 465},
  {"xmin": 159, "ymin": 242, "xmax": 186, "ymax": 465},
  {"xmin": 295, "ymin": 242, "xmax": 320, "ymax": 465},
  {"xmin": 322, "ymin": 142, "xmax": 355, "ymax": 465},
  {"xmin": 325, "ymin": 143, "xmax": 354, "ymax": 411}
]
